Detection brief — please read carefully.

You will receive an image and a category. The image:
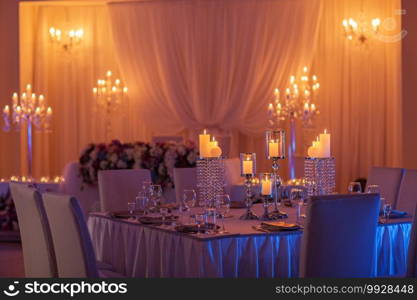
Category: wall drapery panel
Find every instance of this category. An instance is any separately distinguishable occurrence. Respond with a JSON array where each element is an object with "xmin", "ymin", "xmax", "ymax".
[{"xmin": 15, "ymin": 0, "xmax": 401, "ymax": 191}]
